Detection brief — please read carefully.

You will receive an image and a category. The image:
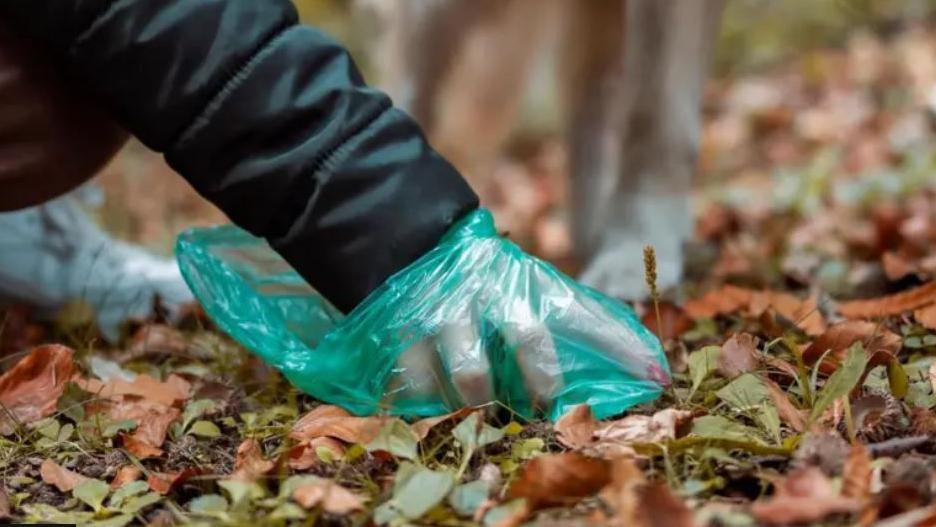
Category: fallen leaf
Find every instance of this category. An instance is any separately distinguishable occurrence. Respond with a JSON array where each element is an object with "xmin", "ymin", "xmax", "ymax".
[
  {"xmin": 77, "ymin": 373, "xmax": 191, "ymax": 407},
  {"xmin": 555, "ymin": 404, "xmax": 599, "ymax": 449},
  {"xmin": 718, "ymin": 333, "xmax": 760, "ymax": 378},
  {"xmin": 842, "ymin": 443, "xmax": 872, "ymax": 502},
  {"xmin": 292, "ymin": 478, "xmax": 364, "ymax": 515},
  {"xmin": 290, "ymin": 405, "xmax": 388, "ymax": 445},
  {"xmin": 751, "ymin": 467, "xmax": 861, "ymax": 524},
  {"xmin": 882, "ymin": 251, "xmax": 915, "ymax": 281},
  {"xmin": 802, "ymin": 321, "xmax": 901, "ymax": 375},
  {"xmin": 288, "ymin": 437, "xmax": 346, "ymax": 471},
  {"xmin": 127, "ymin": 324, "xmax": 188, "ymax": 358},
  {"xmin": 749, "ymin": 290, "xmax": 827, "ymax": 335},
  {"xmin": 0, "ymin": 487, "xmax": 8, "ymax": 519},
  {"xmin": 634, "ymin": 482, "xmax": 697, "ymax": 527},
  {"xmin": 110, "ymin": 465, "xmax": 142, "ymax": 490},
  {"xmin": 411, "ymin": 407, "xmax": 475, "ymax": 440},
  {"xmin": 0, "ymin": 345, "xmax": 75, "ymax": 434},
  {"xmin": 232, "ymin": 439, "xmax": 275, "ymax": 481},
  {"xmin": 109, "ymin": 401, "xmax": 180, "ymax": 458},
  {"xmin": 811, "ymin": 344, "xmax": 869, "ymax": 421},
  {"xmin": 507, "ymin": 453, "xmax": 611, "ymax": 511},
  {"xmin": 40, "ymin": 458, "xmax": 88, "ymax": 492},
  {"xmin": 761, "ymin": 377, "xmax": 806, "ymax": 432},
  {"xmin": 595, "ymin": 408, "xmax": 693, "ymax": 445},
  {"xmin": 374, "ymin": 463, "xmax": 456, "ymax": 523},
  {"xmin": 600, "ymin": 457, "xmax": 645, "ymax": 525},
  {"xmin": 914, "ymin": 304, "xmax": 936, "ymax": 330},
  {"xmin": 838, "ymin": 282, "xmax": 936, "ymax": 318},
  {"xmin": 147, "ymin": 468, "xmax": 203, "ymax": 495},
  {"xmin": 121, "ymin": 434, "xmax": 164, "ymax": 459},
  {"xmin": 683, "ymin": 285, "xmax": 755, "ymax": 319}
]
